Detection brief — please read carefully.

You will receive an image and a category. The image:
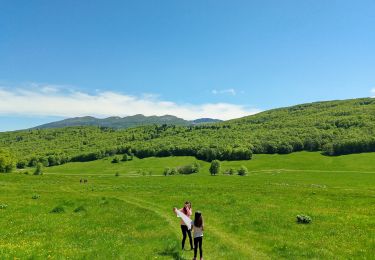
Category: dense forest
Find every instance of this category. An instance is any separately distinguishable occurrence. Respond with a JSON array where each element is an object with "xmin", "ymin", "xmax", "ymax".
[
  {"xmin": 33, "ymin": 114, "xmax": 221, "ymax": 129},
  {"xmin": 0, "ymin": 97, "xmax": 374, "ymax": 170}
]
